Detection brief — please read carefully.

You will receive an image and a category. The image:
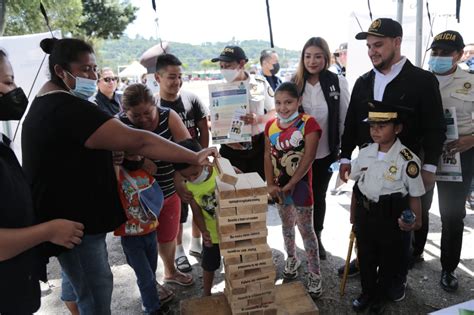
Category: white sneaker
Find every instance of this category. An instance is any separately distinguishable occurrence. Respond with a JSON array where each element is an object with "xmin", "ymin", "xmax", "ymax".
[
  {"xmin": 307, "ymin": 272, "xmax": 322, "ymax": 298},
  {"xmin": 283, "ymin": 256, "xmax": 301, "ymax": 279}
]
